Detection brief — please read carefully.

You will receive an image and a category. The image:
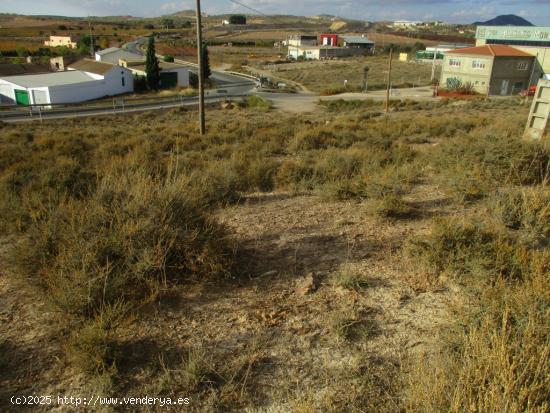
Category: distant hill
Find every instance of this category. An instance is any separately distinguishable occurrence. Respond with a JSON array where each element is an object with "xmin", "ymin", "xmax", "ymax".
[
  {"xmin": 168, "ymin": 10, "xmax": 196, "ymax": 18},
  {"xmin": 474, "ymin": 14, "xmax": 533, "ymax": 26}
]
